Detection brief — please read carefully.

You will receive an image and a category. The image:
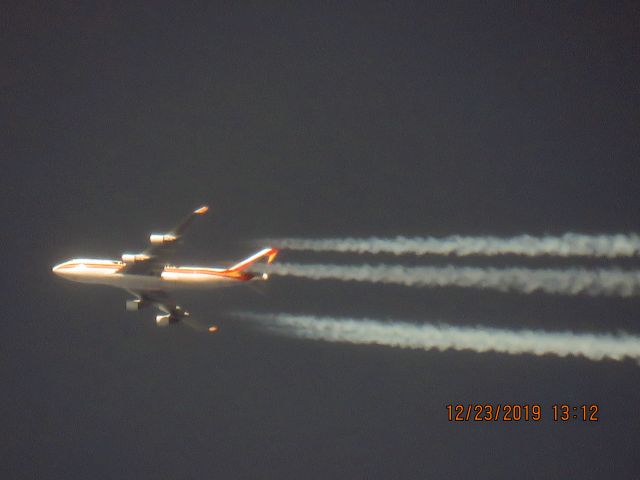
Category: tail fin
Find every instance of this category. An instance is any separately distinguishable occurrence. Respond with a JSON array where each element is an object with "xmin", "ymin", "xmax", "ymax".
[{"xmin": 228, "ymin": 247, "xmax": 278, "ymax": 272}]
